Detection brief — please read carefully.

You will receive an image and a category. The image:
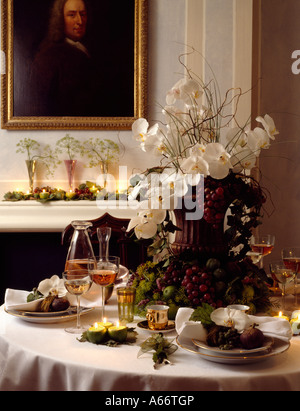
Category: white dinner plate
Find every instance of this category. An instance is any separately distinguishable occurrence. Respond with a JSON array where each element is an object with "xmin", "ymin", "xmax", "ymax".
[
  {"xmin": 192, "ymin": 336, "xmax": 274, "ymax": 357},
  {"xmin": 176, "ymin": 335, "xmax": 290, "ymax": 365},
  {"xmin": 4, "ymin": 306, "xmax": 94, "ymax": 324}
]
